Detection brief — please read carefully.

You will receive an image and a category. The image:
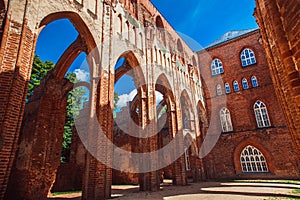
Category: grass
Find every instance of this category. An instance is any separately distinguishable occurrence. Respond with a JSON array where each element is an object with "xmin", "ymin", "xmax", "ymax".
[
  {"xmin": 234, "ymin": 179, "xmax": 300, "ymax": 185},
  {"xmin": 234, "ymin": 180, "xmax": 300, "ymax": 200},
  {"xmin": 293, "ymin": 189, "xmax": 300, "ymax": 195},
  {"xmin": 265, "ymin": 188, "xmax": 300, "ymax": 200},
  {"xmin": 268, "ymin": 196, "xmax": 300, "ymax": 200},
  {"xmin": 51, "ymin": 190, "xmax": 82, "ymax": 196}
]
